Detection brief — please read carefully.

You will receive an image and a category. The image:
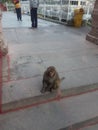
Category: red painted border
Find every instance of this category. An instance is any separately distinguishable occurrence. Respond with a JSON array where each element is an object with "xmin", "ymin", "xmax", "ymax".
[
  {"xmin": 1, "ymin": 88, "xmax": 98, "ymax": 114},
  {"xmin": 0, "ymin": 55, "xmax": 2, "ymax": 113},
  {"xmin": 1, "ymin": 96, "xmax": 61, "ymax": 114},
  {"xmin": 3, "ymin": 54, "xmax": 41, "ymax": 83},
  {"xmin": 7, "ymin": 55, "xmax": 10, "ymax": 82},
  {"xmin": 78, "ymin": 121, "xmax": 98, "ymax": 130}
]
